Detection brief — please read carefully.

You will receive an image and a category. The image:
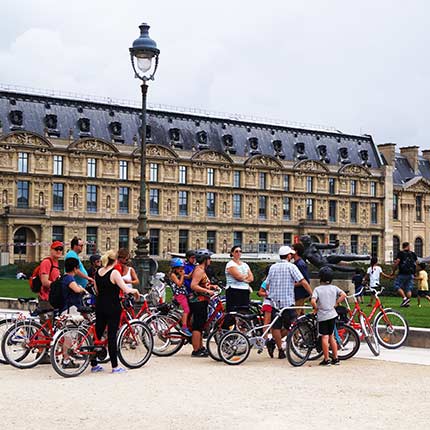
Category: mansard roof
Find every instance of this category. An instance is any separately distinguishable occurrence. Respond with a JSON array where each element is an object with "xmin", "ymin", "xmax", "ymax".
[
  {"xmin": 393, "ymin": 153, "xmax": 430, "ymax": 185},
  {"xmin": 0, "ymin": 89, "xmax": 383, "ymax": 169}
]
